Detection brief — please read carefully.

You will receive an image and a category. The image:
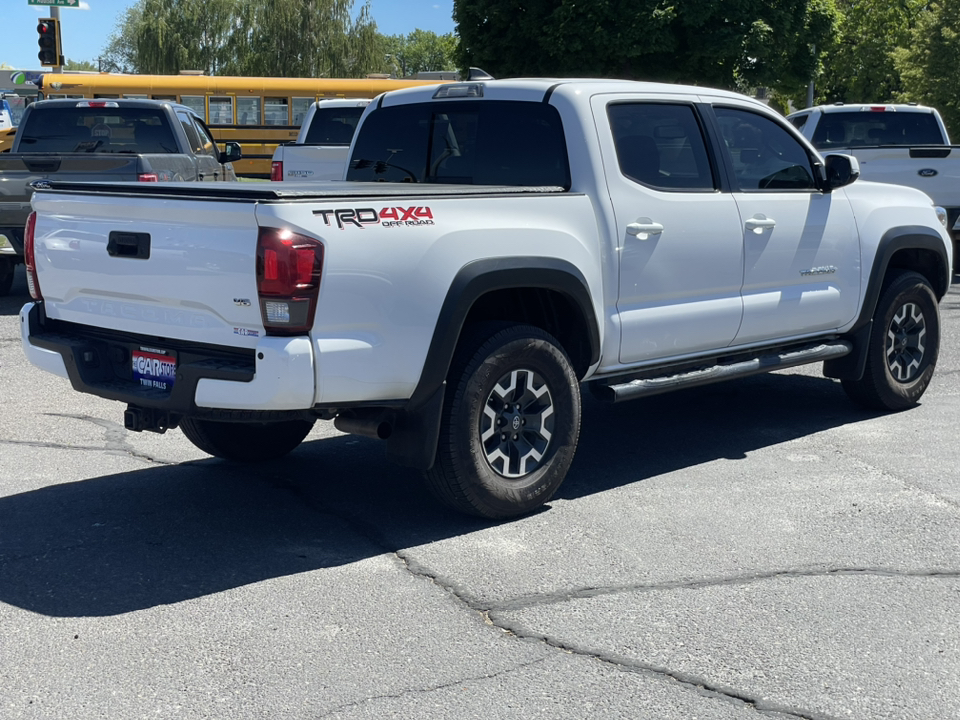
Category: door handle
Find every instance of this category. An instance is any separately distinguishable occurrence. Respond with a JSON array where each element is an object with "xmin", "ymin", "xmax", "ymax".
[
  {"xmin": 745, "ymin": 214, "xmax": 776, "ymax": 232},
  {"xmin": 626, "ymin": 219, "xmax": 664, "ymax": 238}
]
